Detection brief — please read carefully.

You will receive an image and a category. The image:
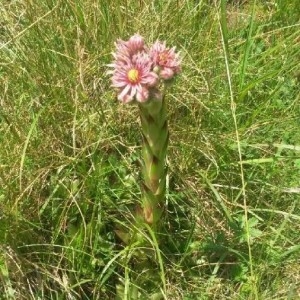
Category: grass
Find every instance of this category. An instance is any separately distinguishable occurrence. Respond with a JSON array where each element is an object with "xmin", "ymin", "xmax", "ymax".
[{"xmin": 0, "ymin": 0, "xmax": 300, "ymax": 299}]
